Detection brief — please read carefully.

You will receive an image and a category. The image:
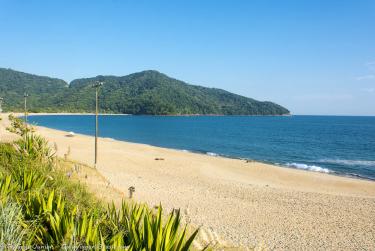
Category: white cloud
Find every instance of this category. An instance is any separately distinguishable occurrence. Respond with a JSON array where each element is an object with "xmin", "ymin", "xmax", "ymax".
[{"xmin": 357, "ymin": 74, "xmax": 375, "ymax": 81}]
